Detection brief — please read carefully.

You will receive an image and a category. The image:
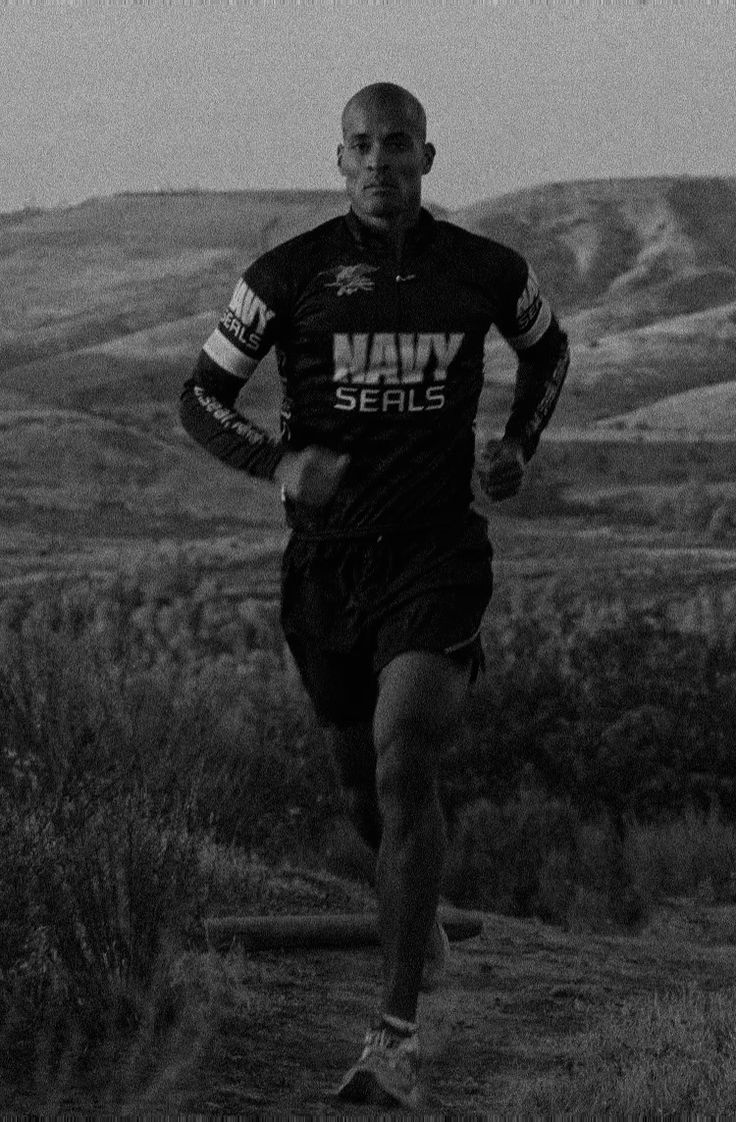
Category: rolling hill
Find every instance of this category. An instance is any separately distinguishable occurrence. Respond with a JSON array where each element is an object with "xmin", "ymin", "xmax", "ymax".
[
  {"xmin": 600, "ymin": 377, "xmax": 736, "ymax": 436},
  {"xmin": 5, "ymin": 175, "xmax": 736, "ymax": 378},
  {"xmin": 2, "ymin": 175, "xmax": 736, "ymax": 565},
  {"xmin": 0, "ymin": 189, "xmax": 349, "ymax": 373},
  {"xmin": 457, "ymin": 176, "xmax": 736, "ymax": 328}
]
